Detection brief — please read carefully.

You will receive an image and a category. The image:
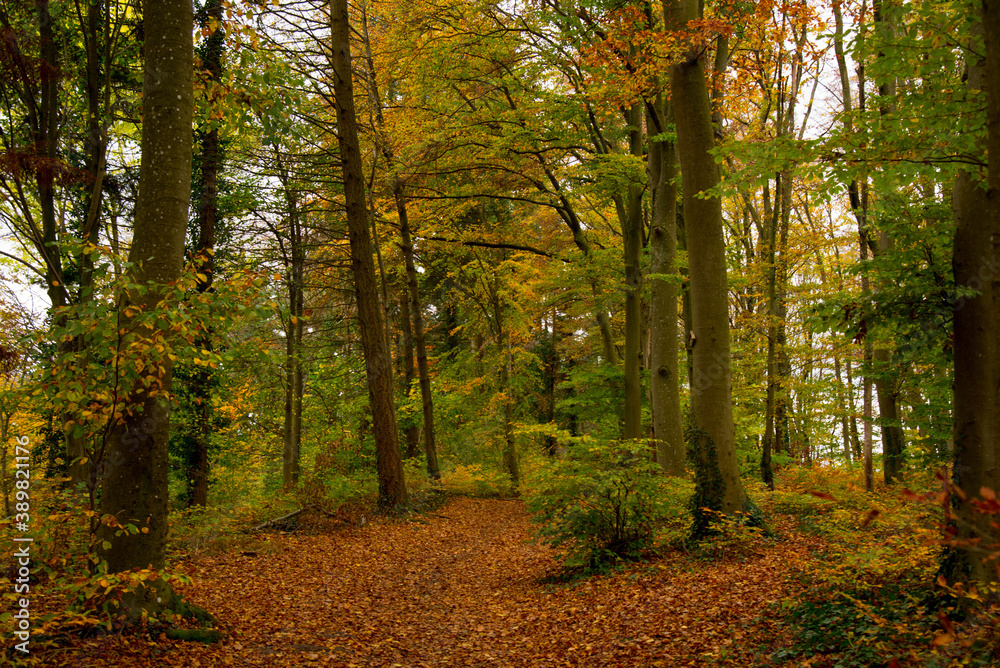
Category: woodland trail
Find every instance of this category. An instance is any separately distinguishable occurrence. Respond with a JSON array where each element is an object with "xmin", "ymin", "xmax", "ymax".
[{"xmin": 45, "ymin": 497, "xmax": 815, "ymax": 667}]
